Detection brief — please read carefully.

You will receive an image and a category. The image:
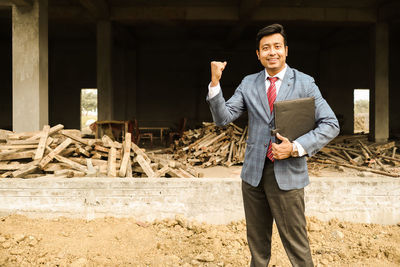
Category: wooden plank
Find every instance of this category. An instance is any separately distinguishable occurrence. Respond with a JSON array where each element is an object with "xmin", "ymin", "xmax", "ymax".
[
  {"xmin": 0, "ymin": 150, "xmax": 36, "ymax": 161},
  {"xmin": 131, "ymin": 142, "xmax": 151, "ymax": 163},
  {"xmin": 94, "ymin": 144, "xmax": 109, "ymax": 153},
  {"xmin": 12, "ymin": 165, "xmax": 38, "ymax": 178},
  {"xmin": 101, "ymin": 135, "xmax": 123, "ymax": 149},
  {"xmin": 229, "ymin": 122, "xmax": 243, "ymax": 132},
  {"xmin": 54, "ymin": 155, "xmax": 88, "ymax": 173},
  {"xmin": 135, "ymin": 154, "xmax": 154, "ymax": 177},
  {"xmin": 125, "ymin": 157, "xmax": 133, "ymax": 178},
  {"xmin": 153, "ymin": 165, "xmax": 170, "ymax": 177},
  {"xmin": 38, "ymin": 138, "xmax": 72, "ymax": 168},
  {"xmin": 91, "ymin": 152, "xmax": 102, "ymax": 159},
  {"xmin": 70, "ymin": 157, "xmax": 109, "ymax": 166},
  {"xmin": 167, "ymin": 168, "xmax": 188, "ymax": 178},
  {"xmin": 42, "ymin": 163, "xmax": 71, "ymax": 172},
  {"xmin": 54, "ymin": 169, "xmax": 85, "ymax": 178},
  {"xmin": 7, "ymin": 131, "xmax": 40, "ymax": 140},
  {"xmin": 0, "ymin": 171, "xmax": 12, "ymax": 178},
  {"xmin": 0, "ymin": 144, "xmax": 38, "ymax": 150},
  {"xmin": 12, "ymin": 160, "xmax": 40, "ymax": 178},
  {"xmin": 7, "ymin": 139, "xmax": 40, "ymax": 145},
  {"xmin": 27, "ymin": 124, "xmax": 64, "ymax": 141},
  {"xmin": 118, "ymin": 133, "xmax": 132, "ymax": 177},
  {"xmin": 75, "ymin": 143, "xmax": 91, "ymax": 157},
  {"xmin": 34, "ymin": 125, "xmax": 50, "ymax": 160},
  {"xmin": 60, "ymin": 130, "xmax": 90, "ymax": 146},
  {"xmin": 93, "ymin": 150, "xmax": 122, "ymax": 160},
  {"xmin": 178, "ymin": 167, "xmax": 194, "ymax": 178},
  {"xmin": 107, "ymin": 146, "xmax": 117, "ymax": 177},
  {"xmin": 59, "ymin": 148, "xmax": 76, "ymax": 157},
  {"xmin": 0, "ymin": 163, "xmax": 22, "ymax": 170}
]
